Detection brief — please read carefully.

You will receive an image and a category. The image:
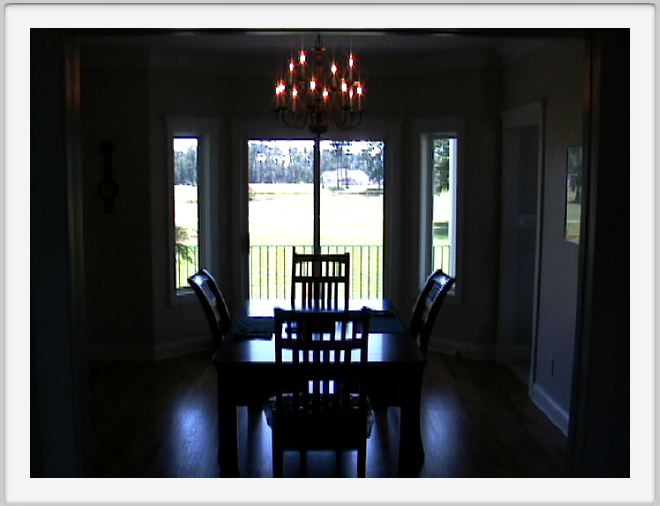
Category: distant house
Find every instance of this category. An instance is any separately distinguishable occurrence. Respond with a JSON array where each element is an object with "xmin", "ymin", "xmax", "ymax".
[{"xmin": 321, "ymin": 168, "xmax": 371, "ymax": 187}]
